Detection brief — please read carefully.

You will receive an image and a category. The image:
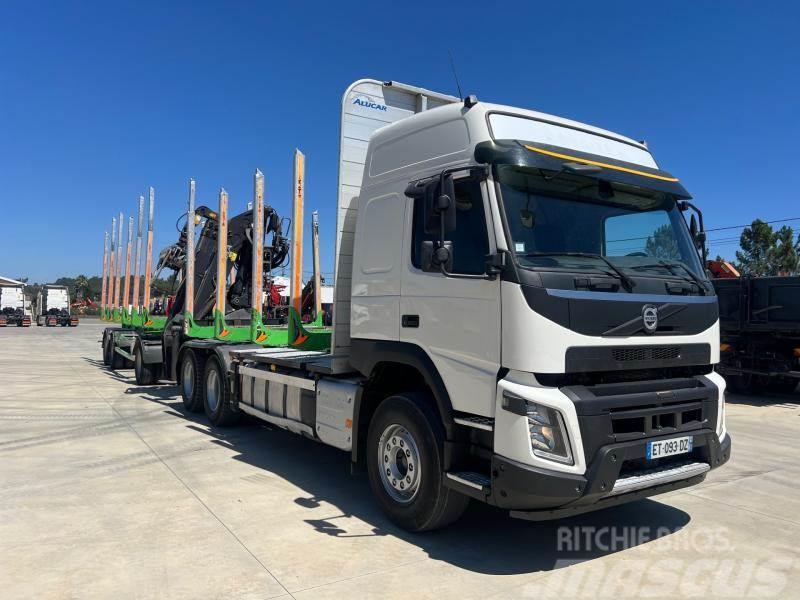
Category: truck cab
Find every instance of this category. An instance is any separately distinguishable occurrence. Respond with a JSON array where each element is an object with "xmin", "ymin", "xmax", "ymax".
[
  {"xmin": 0, "ymin": 284, "xmax": 30, "ymax": 327},
  {"xmin": 36, "ymin": 285, "xmax": 77, "ymax": 327},
  {"xmin": 333, "ymin": 80, "xmax": 729, "ymax": 526}
]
